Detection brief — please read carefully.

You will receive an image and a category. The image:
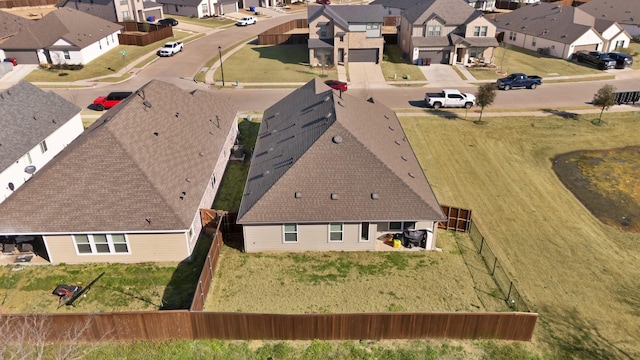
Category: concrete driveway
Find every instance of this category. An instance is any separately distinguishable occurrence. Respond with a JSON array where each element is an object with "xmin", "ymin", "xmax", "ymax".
[
  {"xmin": 0, "ymin": 65, "xmax": 39, "ymax": 90},
  {"xmin": 347, "ymin": 62, "xmax": 389, "ymax": 89},
  {"xmin": 419, "ymin": 64, "xmax": 471, "ymax": 88}
]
